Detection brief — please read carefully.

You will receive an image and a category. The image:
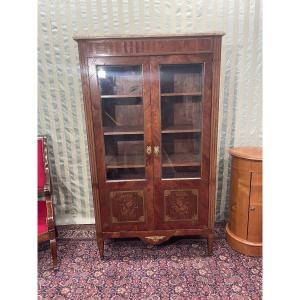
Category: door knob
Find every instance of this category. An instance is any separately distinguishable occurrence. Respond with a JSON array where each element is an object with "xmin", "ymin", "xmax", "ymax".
[
  {"xmin": 146, "ymin": 145, "xmax": 152, "ymax": 155},
  {"xmin": 153, "ymin": 145, "xmax": 160, "ymax": 156}
]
